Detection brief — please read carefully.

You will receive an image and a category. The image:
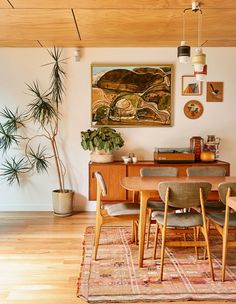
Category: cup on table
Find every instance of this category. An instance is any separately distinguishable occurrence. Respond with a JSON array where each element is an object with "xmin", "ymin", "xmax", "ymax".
[
  {"xmin": 132, "ymin": 156, "xmax": 138, "ymax": 163},
  {"xmin": 122, "ymin": 156, "xmax": 131, "ymax": 164}
]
